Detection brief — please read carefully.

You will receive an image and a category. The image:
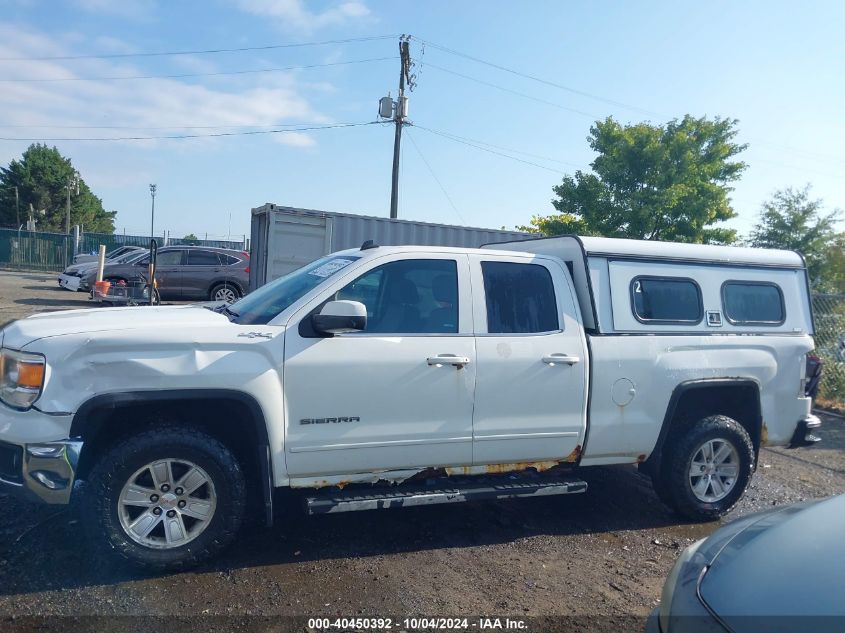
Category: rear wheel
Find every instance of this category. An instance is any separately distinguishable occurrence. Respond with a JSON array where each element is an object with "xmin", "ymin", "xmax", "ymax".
[
  {"xmin": 84, "ymin": 426, "xmax": 246, "ymax": 570},
  {"xmin": 655, "ymin": 415, "xmax": 754, "ymax": 521},
  {"xmin": 210, "ymin": 283, "xmax": 241, "ymax": 303}
]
